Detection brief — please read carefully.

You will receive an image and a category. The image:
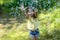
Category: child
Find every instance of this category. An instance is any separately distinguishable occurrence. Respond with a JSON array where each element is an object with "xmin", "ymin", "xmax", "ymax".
[{"xmin": 25, "ymin": 7, "xmax": 40, "ymax": 40}]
